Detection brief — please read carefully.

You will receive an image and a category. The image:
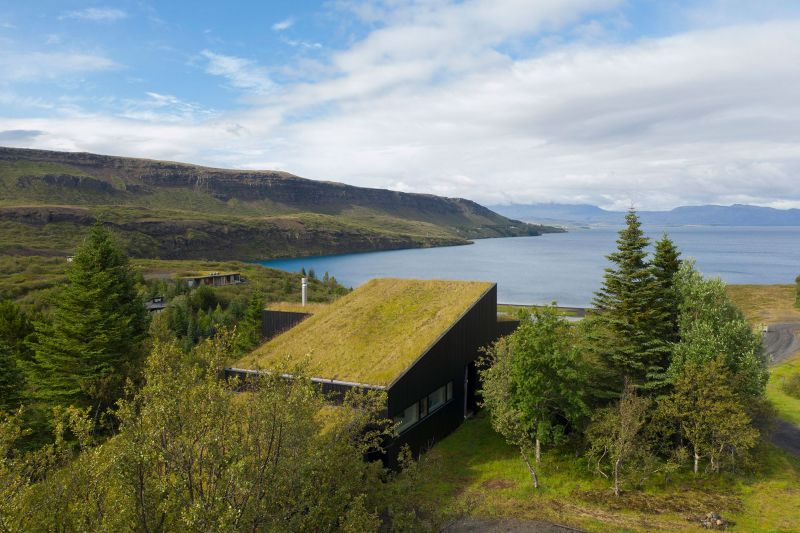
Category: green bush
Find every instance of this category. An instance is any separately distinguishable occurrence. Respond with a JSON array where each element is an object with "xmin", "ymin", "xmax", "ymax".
[
  {"xmin": 796, "ymin": 275, "xmax": 800, "ymax": 309},
  {"xmin": 782, "ymin": 373, "xmax": 800, "ymax": 399}
]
